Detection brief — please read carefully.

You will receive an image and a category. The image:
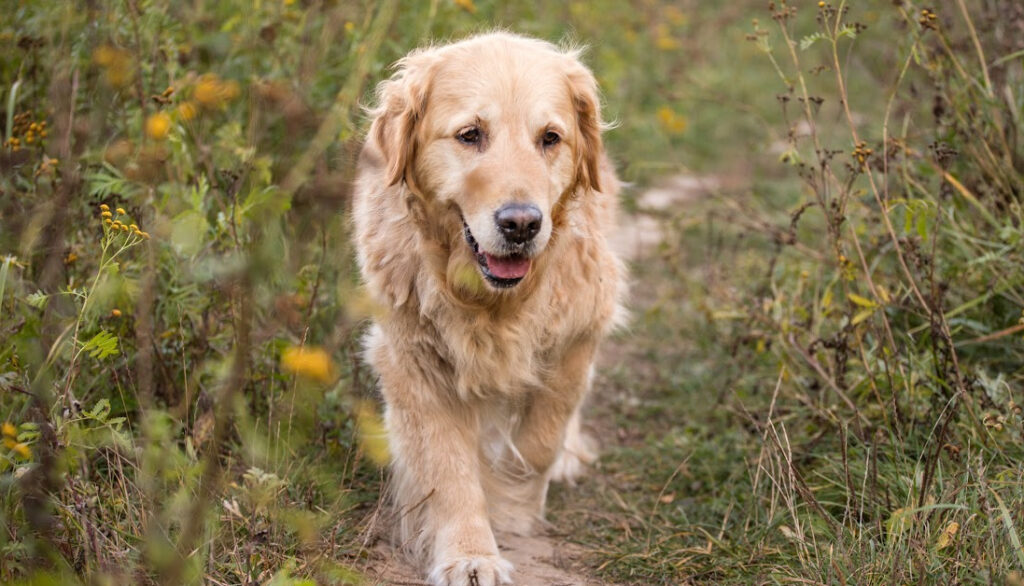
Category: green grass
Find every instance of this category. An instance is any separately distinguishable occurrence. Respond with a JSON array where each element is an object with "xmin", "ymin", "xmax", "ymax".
[{"xmin": 2, "ymin": 0, "xmax": 1023, "ymax": 584}]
